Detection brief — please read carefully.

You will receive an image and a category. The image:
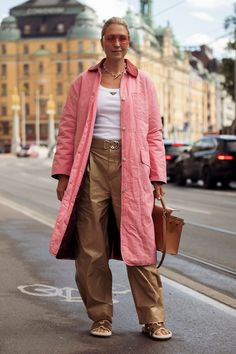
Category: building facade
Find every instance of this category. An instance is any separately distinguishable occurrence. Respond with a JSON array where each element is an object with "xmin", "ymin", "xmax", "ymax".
[{"xmin": 0, "ymin": 0, "xmax": 233, "ymax": 152}]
